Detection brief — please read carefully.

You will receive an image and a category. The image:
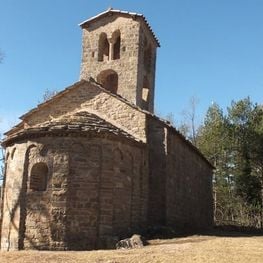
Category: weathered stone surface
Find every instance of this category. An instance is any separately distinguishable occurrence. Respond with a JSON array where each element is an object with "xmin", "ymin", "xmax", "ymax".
[
  {"xmin": 146, "ymin": 116, "xmax": 214, "ymax": 229},
  {"xmin": 0, "ymin": 9, "xmax": 213, "ymax": 251},
  {"xmin": 0, "ymin": 136, "xmax": 147, "ymax": 250},
  {"xmin": 116, "ymin": 234, "xmax": 144, "ymax": 249},
  {"xmin": 80, "ymin": 10, "xmax": 158, "ymax": 112}
]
